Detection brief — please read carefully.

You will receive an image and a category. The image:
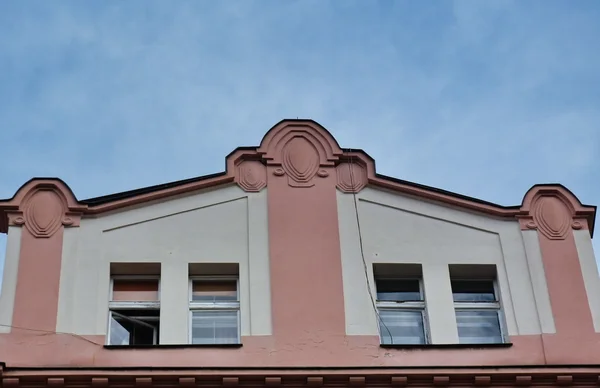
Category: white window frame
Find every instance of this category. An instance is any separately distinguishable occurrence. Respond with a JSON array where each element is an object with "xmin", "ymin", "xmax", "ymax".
[
  {"xmin": 452, "ymin": 279, "xmax": 507, "ymax": 343},
  {"xmin": 188, "ymin": 276, "xmax": 241, "ymax": 345},
  {"xmin": 106, "ymin": 275, "xmax": 161, "ymax": 346},
  {"xmin": 375, "ymin": 277, "xmax": 429, "ymax": 345}
]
